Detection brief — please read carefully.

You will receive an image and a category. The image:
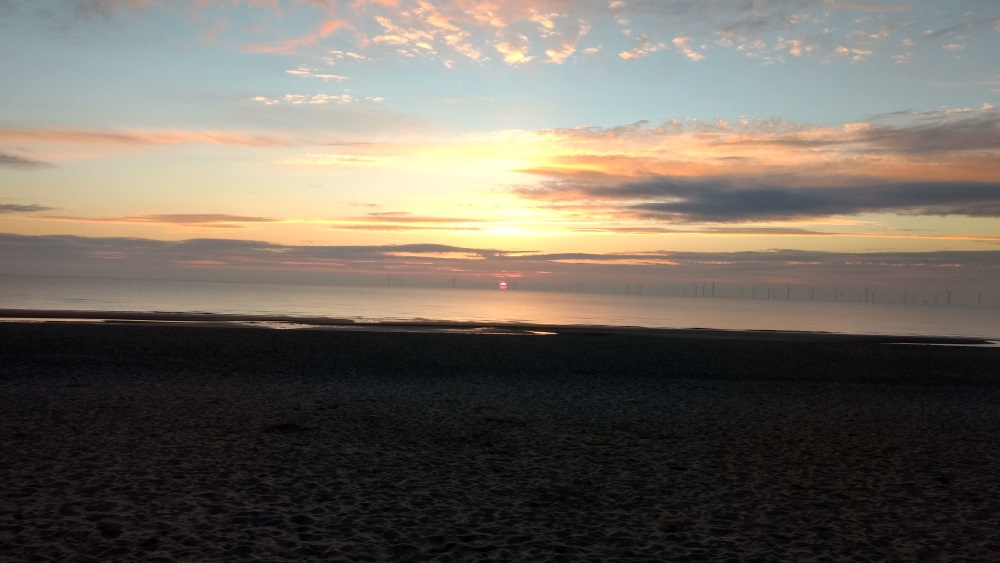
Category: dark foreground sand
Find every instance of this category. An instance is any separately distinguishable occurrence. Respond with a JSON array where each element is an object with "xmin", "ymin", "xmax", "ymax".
[{"xmin": 2, "ymin": 318, "xmax": 999, "ymax": 561}]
